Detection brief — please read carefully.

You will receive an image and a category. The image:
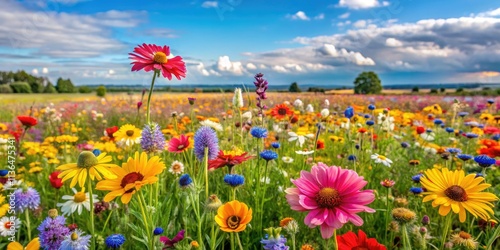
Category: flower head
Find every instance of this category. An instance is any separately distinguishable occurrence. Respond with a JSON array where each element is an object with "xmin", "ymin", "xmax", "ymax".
[
  {"xmin": 7, "ymin": 238, "xmax": 40, "ymax": 250},
  {"xmin": 167, "ymin": 134, "xmax": 191, "ymax": 154},
  {"xmin": 344, "ymin": 106, "xmax": 354, "ymax": 119},
  {"xmin": 270, "ymin": 104, "xmax": 294, "ymax": 120},
  {"xmin": 336, "ymin": 230, "xmax": 386, "ymax": 250},
  {"xmin": 104, "ymin": 126, "xmax": 119, "ymax": 141},
  {"xmin": 168, "ymin": 161, "xmax": 185, "ymax": 175},
  {"xmin": 208, "ymin": 149, "xmax": 252, "ymax": 170},
  {"xmin": 420, "ymin": 168, "xmax": 499, "ymax": 222},
  {"xmin": 154, "ymin": 227, "xmax": 164, "ymax": 236},
  {"xmin": 474, "ymin": 154, "xmax": 496, "ymax": 168},
  {"xmin": 179, "ymin": 174, "xmax": 193, "ymax": 188},
  {"xmin": 194, "ymin": 126, "xmax": 219, "ymax": 161},
  {"xmin": 13, "ymin": 187, "xmax": 40, "ymax": 213},
  {"xmin": 57, "ymin": 151, "xmax": 118, "ymax": 188},
  {"xmin": 57, "ymin": 188, "xmax": 98, "ymax": 216},
  {"xmin": 141, "ymin": 123, "xmax": 166, "ymax": 154},
  {"xmin": 391, "ymin": 207, "xmax": 416, "ymax": 224},
  {"xmin": 114, "ymin": 124, "xmax": 142, "ymax": 147},
  {"xmin": 371, "ymin": 154, "xmax": 393, "ymax": 167},
  {"xmin": 250, "ymin": 127, "xmax": 268, "ymax": 138},
  {"xmin": 450, "ymin": 231, "xmax": 478, "ymax": 250},
  {"xmin": 105, "ymin": 234, "xmax": 126, "ymax": 249},
  {"xmin": 224, "ymin": 174, "xmax": 245, "ymax": 187},
  {"xmin": 129, "ymin": 43, "xmax": 186, "ymax": 80},
  {"xmin": 260, "ymin": 227, "xmax": 289, "ymax": 250},
  {"xmin": 285, "ymin": 163, "xmax": 375, "ymax": 239},
  {"xmin": 380, "ymin": 179, "xmax": 395, "ymax": 188},
  {"xmin": 233, "ymin": 88, "xmax": 244, "ymax": 108},
  {"xmin": 96, "ymin": 152, "xmax": 165, "ymax": 204},
  {"xmin": 215, "ymin": 200, "xmax": 252, "ymax": 232},
  {"xmin": 160, "ymin": 229, "xmax": 185, "ymax": 248},
  {"xmin": 59, "ymin": 229, "xmax": 91, "ymax": 250},
  {"xmin": 0, "ymin": 216, "xmax": 21, "ymax": 237},
  {"xmin": 260, "ymin": 150, "xmax": 278, "ymax": 161},
  {"xmin": 37, "ymin": 215, "xmax": 70, "ymax": 250},
  {"xmin": 17, "ymin": 116, "xmax": 37, "ymax": 127}
]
